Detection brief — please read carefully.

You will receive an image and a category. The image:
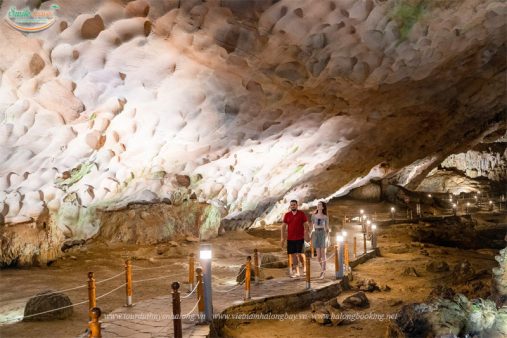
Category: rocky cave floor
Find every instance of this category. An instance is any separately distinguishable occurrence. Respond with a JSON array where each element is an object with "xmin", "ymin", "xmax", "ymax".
[{"xmin": 0, "ymin": 200, "xmax": 505, "ymax": 338}]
